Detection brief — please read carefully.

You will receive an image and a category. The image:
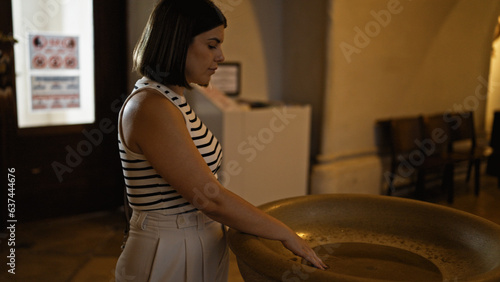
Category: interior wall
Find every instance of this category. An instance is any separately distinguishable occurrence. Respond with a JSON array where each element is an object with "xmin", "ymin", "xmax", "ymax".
[
  {"xmin": 126, "ymin": 0, "xmax": 156, "ymax": 91},
  {"xmin": 282, "ymin": 0, "xmax": 329, "ymax": 162},
  {"xmin": 239, "ymin": 0, "xmax": 283, "ymax": 101},
  {"xmin": 313, "ymin": 0, "xmax": 500, "ymax": 195}
]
